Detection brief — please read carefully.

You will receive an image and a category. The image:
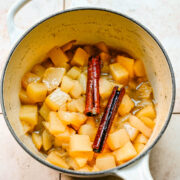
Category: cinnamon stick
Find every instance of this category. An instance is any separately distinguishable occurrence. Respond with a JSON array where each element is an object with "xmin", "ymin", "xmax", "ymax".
[{"xmin": 92, "ymin": 87, "xmax": 125, "ymax": 153}]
